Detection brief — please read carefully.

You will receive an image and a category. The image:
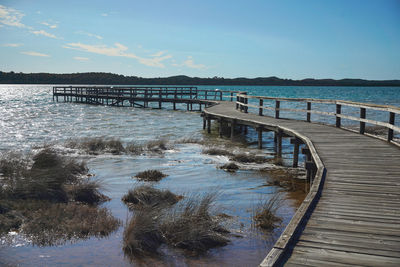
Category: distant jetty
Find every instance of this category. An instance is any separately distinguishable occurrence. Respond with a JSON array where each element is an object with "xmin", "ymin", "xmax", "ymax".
[{"xmin": 1, "ymin": 71, "xmax": 400, "ymax": 87}]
